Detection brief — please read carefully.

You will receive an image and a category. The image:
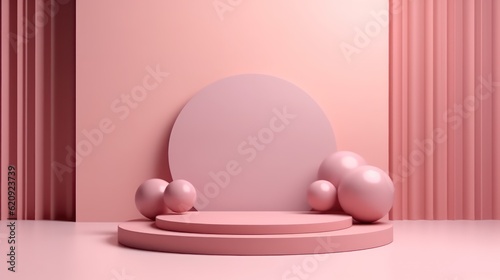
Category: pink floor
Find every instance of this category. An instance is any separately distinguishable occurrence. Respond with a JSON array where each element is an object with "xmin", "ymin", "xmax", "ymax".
[{"xmin": 0, "ymin": 220, "xmax": 499, "ymax": 280}]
